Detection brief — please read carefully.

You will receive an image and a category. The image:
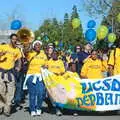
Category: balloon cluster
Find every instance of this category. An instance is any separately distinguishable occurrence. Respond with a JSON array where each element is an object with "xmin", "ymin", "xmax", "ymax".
[
  {"xmin": 85, "ymin": 20, "xmax": 96, "ymax": 42},
  {"xmin": 97, "ymin": 25, "xmax": 116, "ymax": 43}
]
